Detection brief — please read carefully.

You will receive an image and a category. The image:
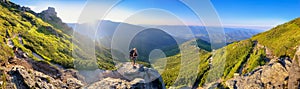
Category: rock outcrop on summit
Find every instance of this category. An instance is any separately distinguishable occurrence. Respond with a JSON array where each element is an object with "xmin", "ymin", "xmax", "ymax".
[
  {"xmin": 37, "ymin": 7, "xmax": 73, "ymax": 35},
  {"xmin": 85, "ymin": 62, "xmax": 165, "ymax": 89}
]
